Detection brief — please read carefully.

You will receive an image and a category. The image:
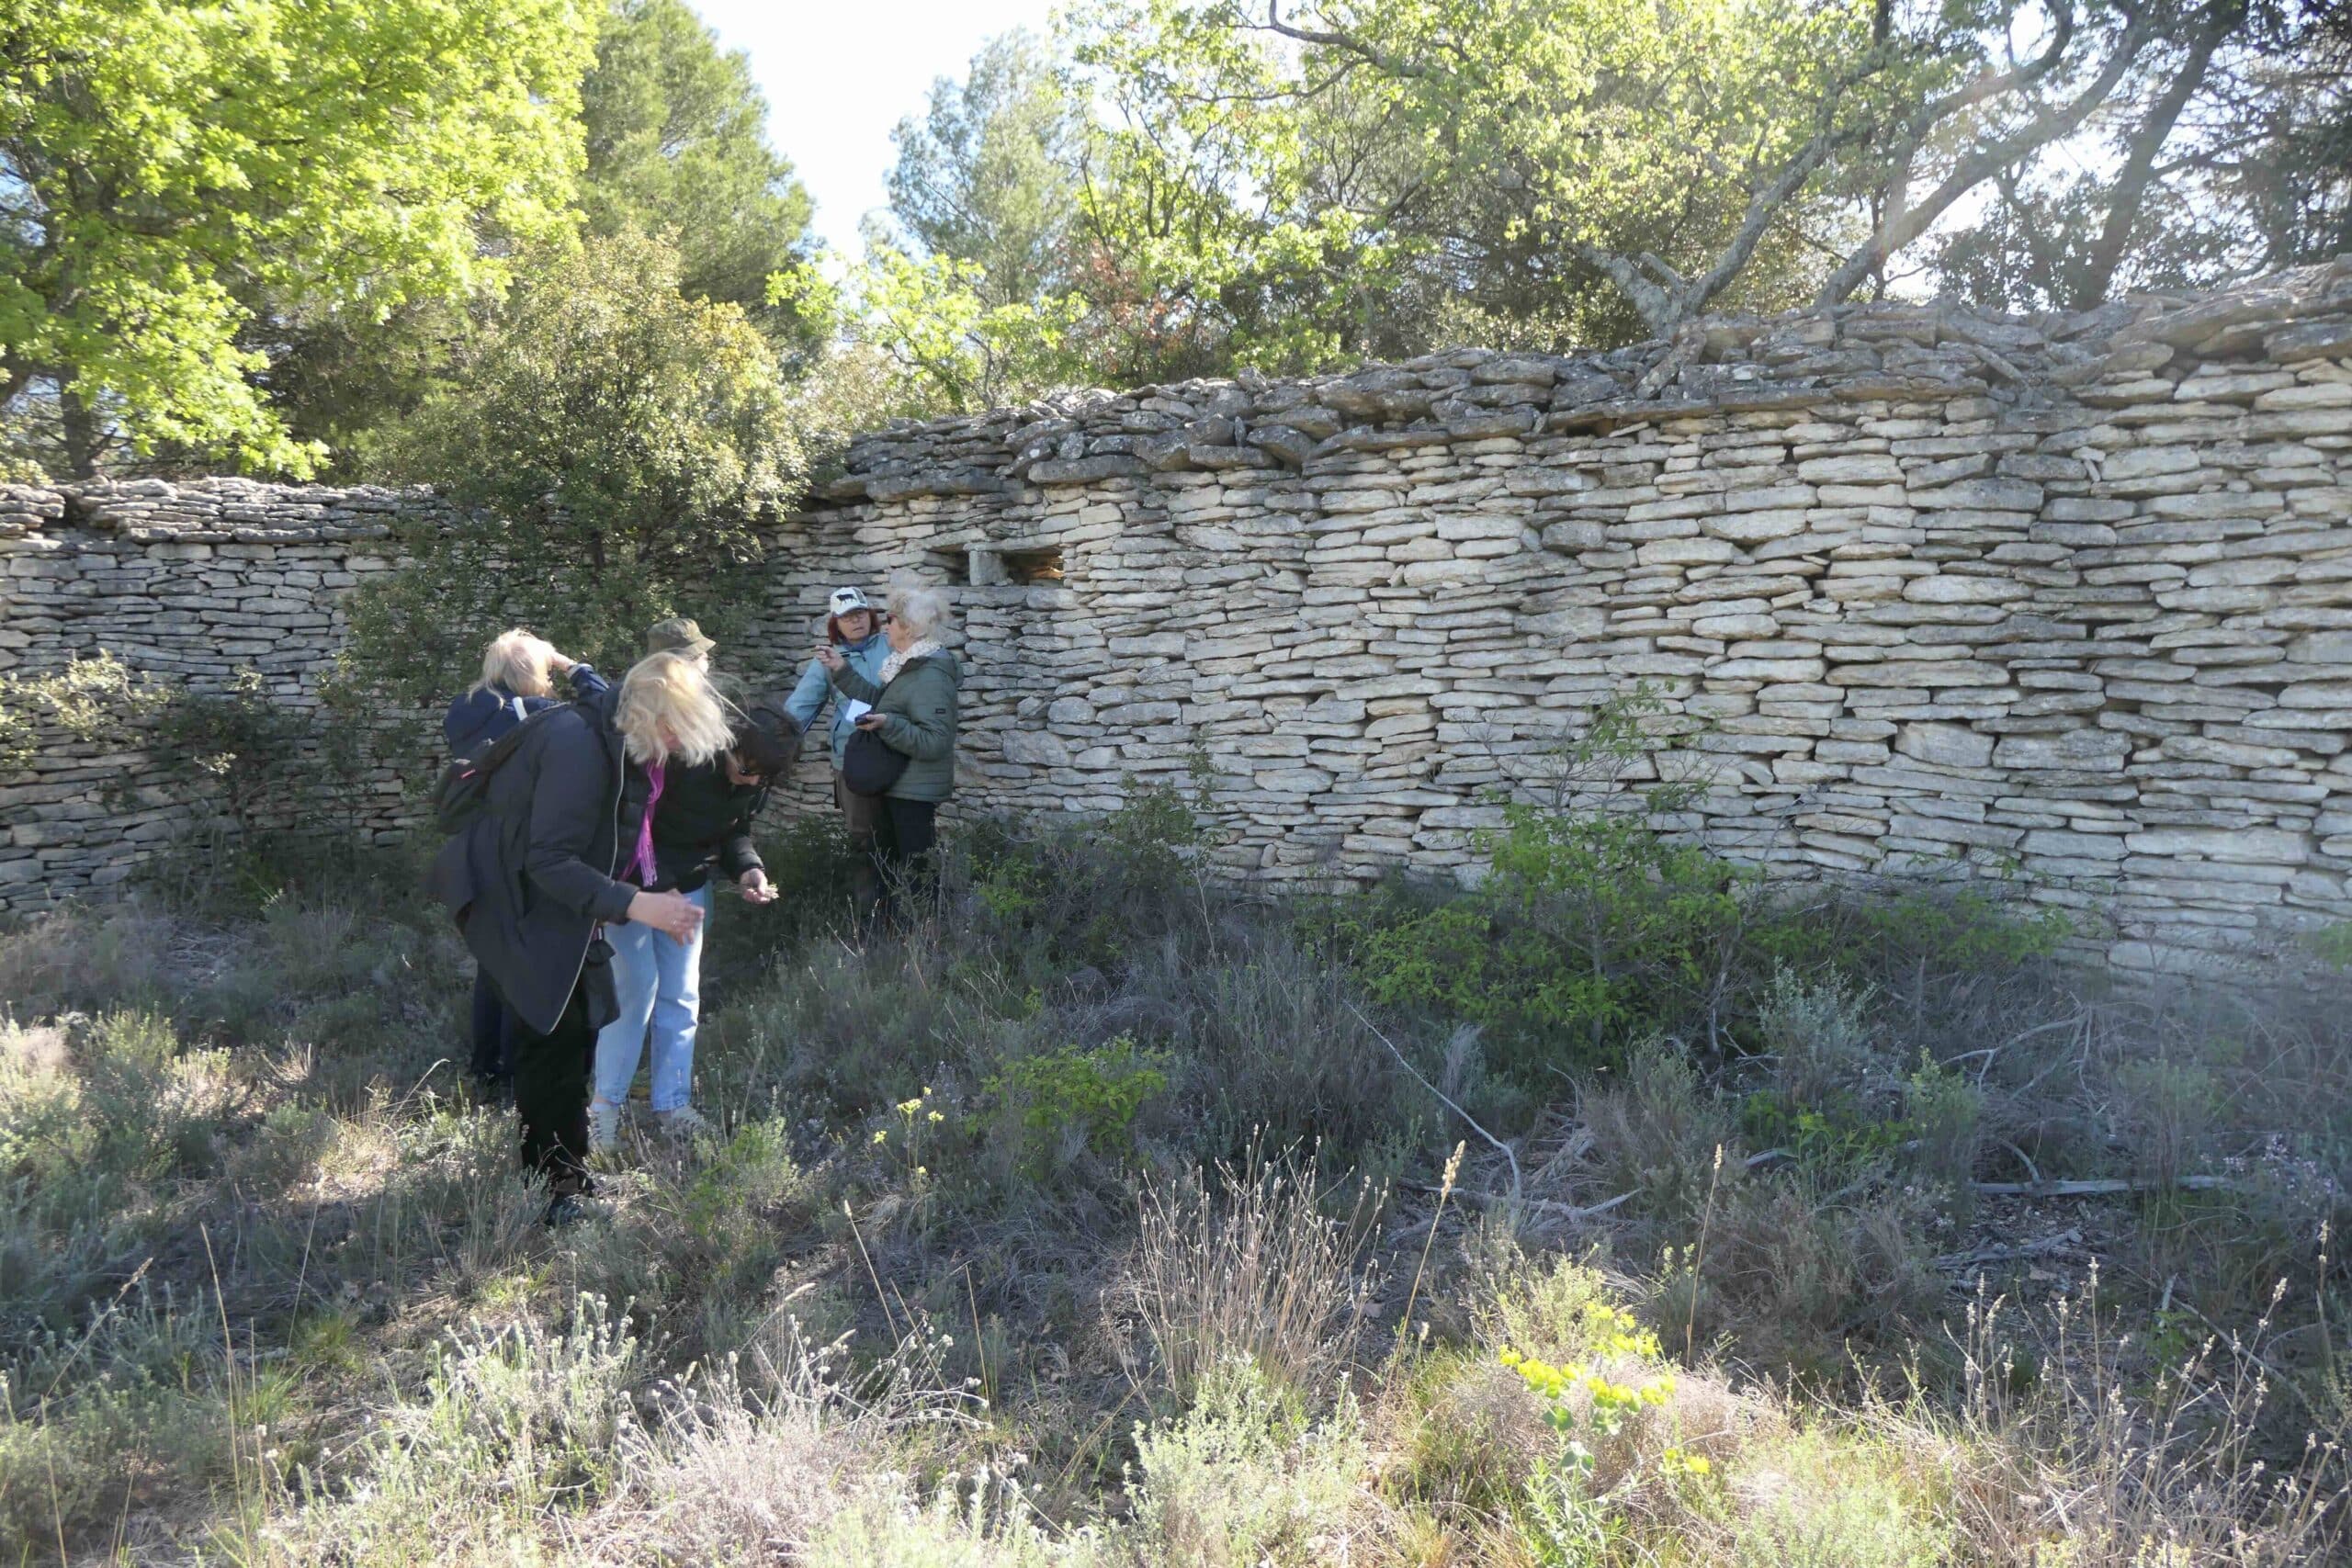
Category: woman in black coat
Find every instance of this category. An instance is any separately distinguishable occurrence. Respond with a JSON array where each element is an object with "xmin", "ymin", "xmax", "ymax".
[
  {"xmin": 442, "ymin": 629, "xmax": 608, "ymax": 1096},
  {"xmin": 428, "ymin": 651, "xmax": 732, "ymax": 1223}
]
